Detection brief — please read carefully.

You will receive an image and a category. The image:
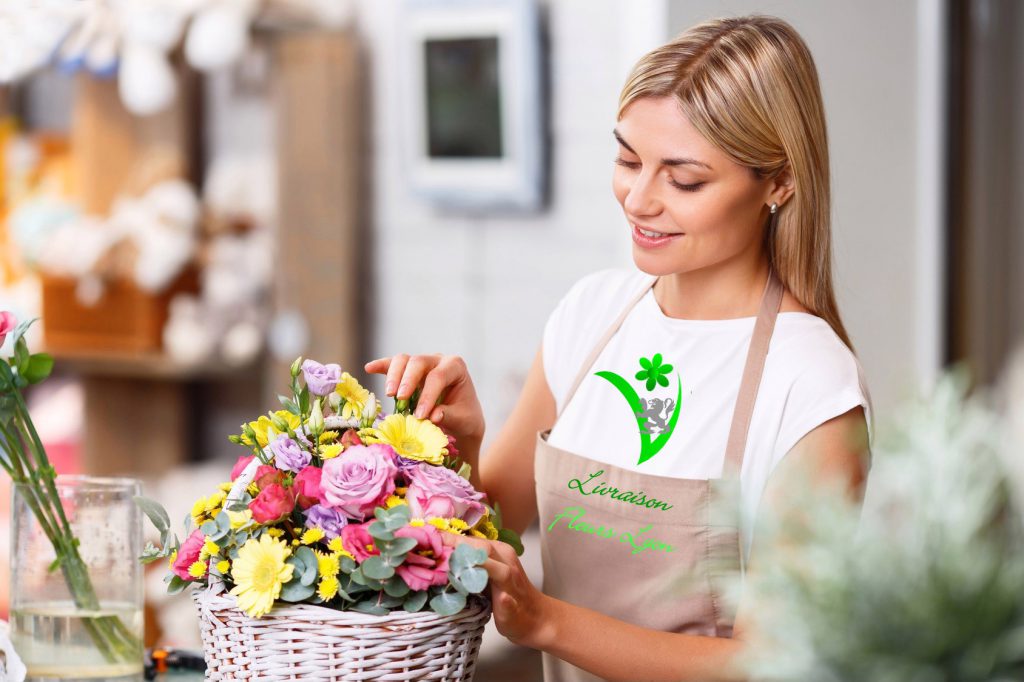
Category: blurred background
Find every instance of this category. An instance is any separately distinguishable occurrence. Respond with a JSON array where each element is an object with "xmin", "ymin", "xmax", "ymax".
[{"xmin": 0, "ymin": 0, "xmax": 1020, "ymax": 678}]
